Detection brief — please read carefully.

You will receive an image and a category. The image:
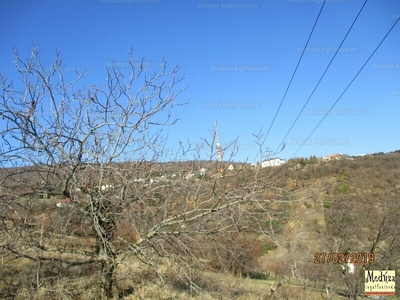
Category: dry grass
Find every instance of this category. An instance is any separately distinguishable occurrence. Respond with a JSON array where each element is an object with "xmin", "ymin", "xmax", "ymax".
[{"xmin": 1, "ymin": 153, "xmax": 400, "ymax": 298}]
